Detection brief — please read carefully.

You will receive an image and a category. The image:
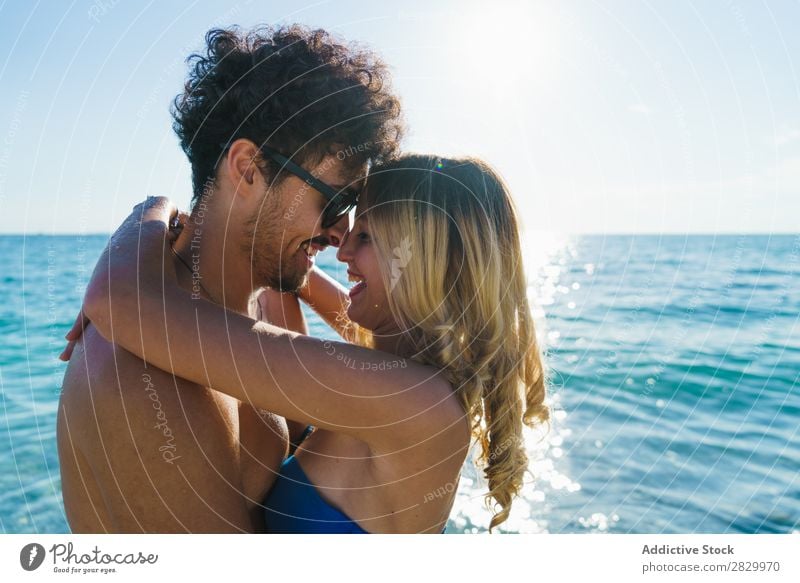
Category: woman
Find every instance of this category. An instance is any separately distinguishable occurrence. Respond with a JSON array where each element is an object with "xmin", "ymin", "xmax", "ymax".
[{"xmin": 79, "ymin": 154, "xmax": 549, "ymax": 533}]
